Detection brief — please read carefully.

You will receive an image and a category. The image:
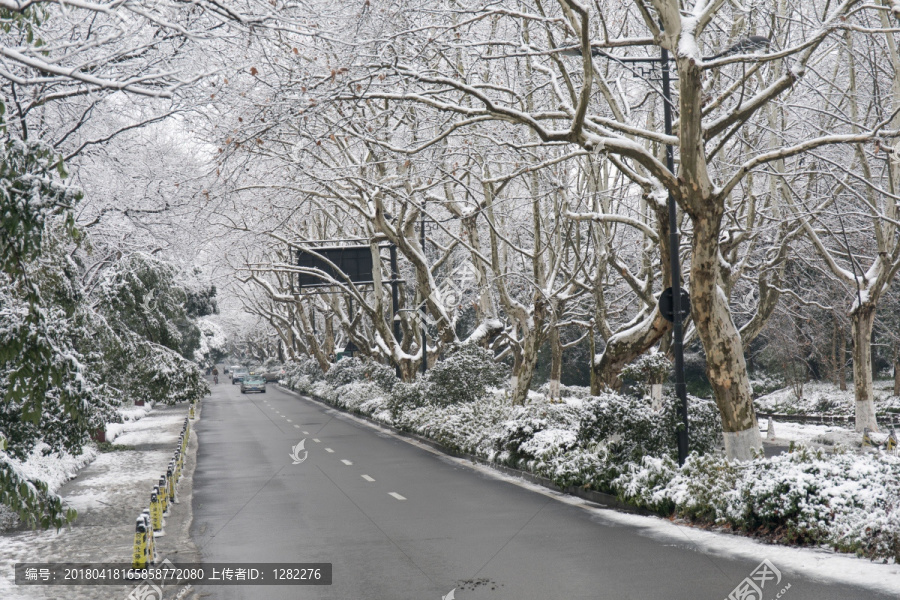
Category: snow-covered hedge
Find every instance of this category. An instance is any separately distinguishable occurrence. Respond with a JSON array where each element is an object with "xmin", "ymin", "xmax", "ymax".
[
  {"xmin": 281, "ymin": 357, "xmax": 900, "ymax": 562},
  {"xmin": 615, "ymin": 447, "xmax": 900, "ymax": 561},
  {"xmin": 425, "ymin": 344, "xmax": 507, "ymax": 406}
]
